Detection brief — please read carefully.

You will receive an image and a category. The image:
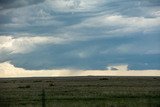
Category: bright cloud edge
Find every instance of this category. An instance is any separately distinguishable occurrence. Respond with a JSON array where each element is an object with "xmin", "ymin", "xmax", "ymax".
[{"xmin": 0, "ymin": 62, "xmax": 160, "ymax": 78}]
